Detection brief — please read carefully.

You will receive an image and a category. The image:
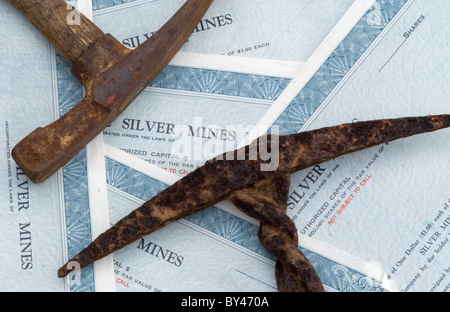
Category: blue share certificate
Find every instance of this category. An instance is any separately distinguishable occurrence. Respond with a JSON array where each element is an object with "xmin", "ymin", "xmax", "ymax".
[
  {"xmin": 88, "ymin": 0, "xmax": 391, "ymax": 291},
  {"xmin": 92, "ymin": 0, "xmax": 356, "ymax": 62},
  {"xmin": 97, "ymin": 52, "xmax": 389, "ymax": 291},
  {"xmin": 248, "ymin": 0, "xmax": 450, "ymax": 292},
  {"xmin": 96, "ymin": 52, "xmax": 393, "ymax": 291},
  {"xmin": 101, "ymin": 52, "xmax": 301, "ymax": 175},
  {"xmin": 104, "ymin": 144, "xmax": 387, "ymax": 292},
  {"xmin": 0, "ymin": 0, "xmax": 114, "ymax": 291}
]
